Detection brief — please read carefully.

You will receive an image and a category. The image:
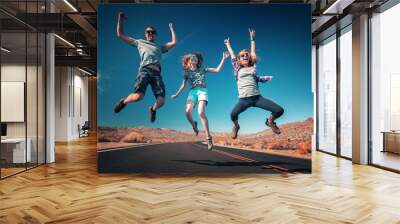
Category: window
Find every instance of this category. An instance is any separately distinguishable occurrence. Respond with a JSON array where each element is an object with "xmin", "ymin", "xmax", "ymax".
[
  {"xmin": 339, "ymin": 27, "xmax": 352, "ymax": 158},
  {"xmin": 317, "ymin": 35, "xmax": 337, "ymax": 154},
  {"xmin": 370, "ymin": 2, "xmax": 400, "ymax": 171}
]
